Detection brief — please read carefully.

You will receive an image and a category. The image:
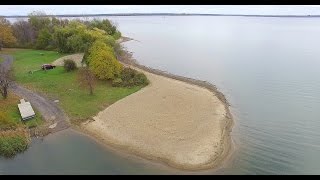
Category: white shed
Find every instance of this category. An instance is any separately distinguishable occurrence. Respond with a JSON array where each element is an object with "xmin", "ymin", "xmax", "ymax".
[{"xmin": 18, "ymin": 99, "xmax": 36, "ymax": 121}]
